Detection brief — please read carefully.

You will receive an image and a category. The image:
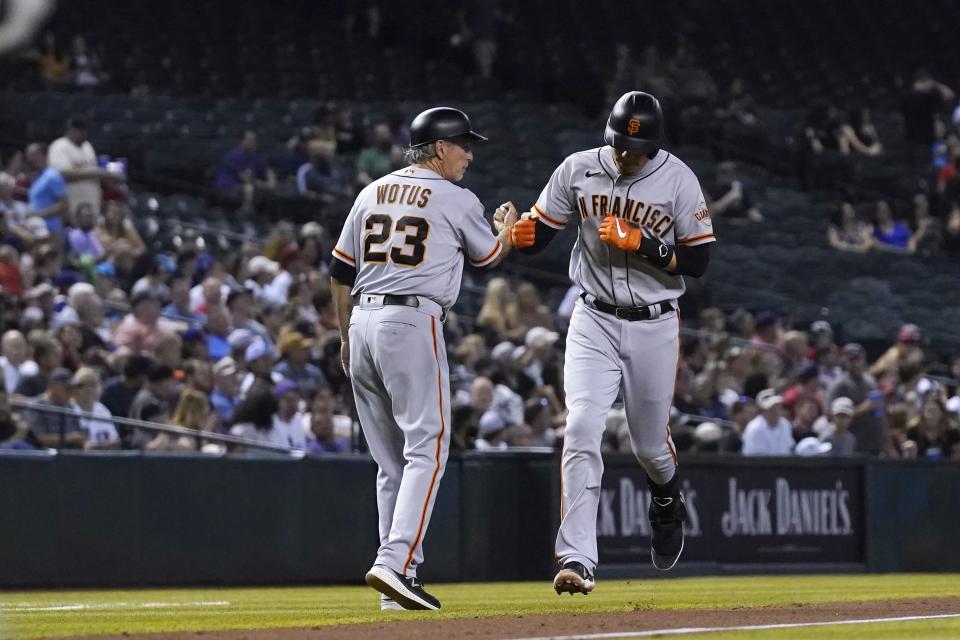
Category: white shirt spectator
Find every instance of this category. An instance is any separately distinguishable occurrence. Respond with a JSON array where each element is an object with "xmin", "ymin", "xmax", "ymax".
[
  {"xmin": 273, "ymin": 412, "xmax": 308, "ymax": 449},
  {"xmin": 262, "ymin": 270, "xmax": 293, "ymax": 306},
  {"xmin": 48, "ymin": 136, "xmax": 101, "ymax": 214},
  {"xmin": 231, "ymin": 417, "xmax": 306, "ymax": 450},
  {"xmin": 189, "ymin": 282, "xmax": 232, "ymax": 312},
  {"xmin": 70, "ymin": 398, "xmax": 119, "ymax": 445},
  {"xmin": 1, "ymin": 357, "xmax": 37, "ymax": 394},
  {"xmin": 742, "ymin": 414, "xmax": 795, "ymax": 456}
]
